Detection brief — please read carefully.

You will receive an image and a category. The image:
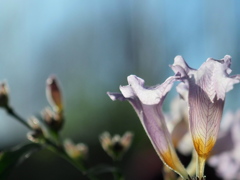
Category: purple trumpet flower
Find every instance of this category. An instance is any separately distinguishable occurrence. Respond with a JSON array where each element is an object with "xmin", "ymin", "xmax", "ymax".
[
  {"xmin": 107, "ymin": 75, "xmax": 188, "ymax": 179},
  {"xmin": 209, "ymin": 110, "xmax": 240, "ymax": 179},
  {"xmin": 171, "ymin": 55, "xmax": 240, "ymax": 178}
]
